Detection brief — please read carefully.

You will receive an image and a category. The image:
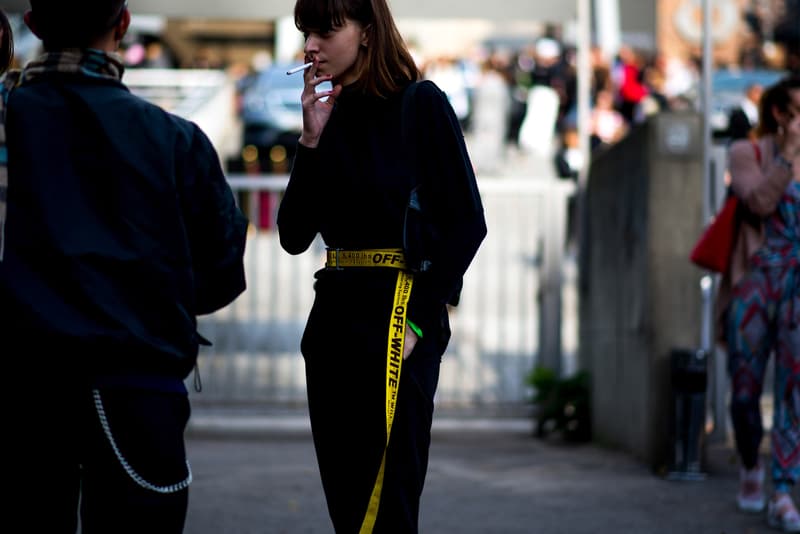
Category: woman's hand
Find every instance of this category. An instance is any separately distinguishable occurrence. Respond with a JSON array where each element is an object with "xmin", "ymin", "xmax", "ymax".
[
  {"xmin": 403, "ymin": 327, "xmax": 418, "ymax": 360},
  {"xmin": 298, "ymin": 59, "xmax": 342, "ymax": 148}
]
